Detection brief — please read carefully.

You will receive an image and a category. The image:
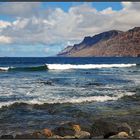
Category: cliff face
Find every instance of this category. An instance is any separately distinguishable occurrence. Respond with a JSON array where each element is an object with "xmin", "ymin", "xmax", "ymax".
[{"xmin": 57, "ymin": 27, "xmax": 140, "ymax": 57}]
